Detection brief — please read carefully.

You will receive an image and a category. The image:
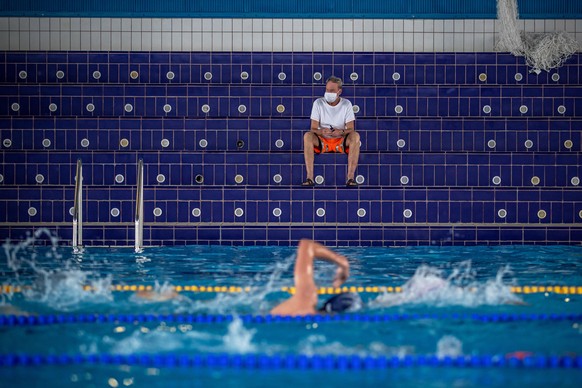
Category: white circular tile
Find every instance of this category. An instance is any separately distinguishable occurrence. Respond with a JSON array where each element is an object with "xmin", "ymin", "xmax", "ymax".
[
  {"xmin": 519, "ymin": 105, "xmax": 528, "ymax": 114},
  {"xmin": 564, "ymin": 140, "xmax": 573, "ymax": 149},
  {"xmin": 403, "ymin": 209, "xmax": 413, "ymax": 219},
  {"xmin": 492, "ymin": 176, "xmax": 502, "ymax": 185},
  {"xmin": 115, "ymin": 174, "xmax": 124, "ymax": 183},
  {"xmin": 531, "ymin": 176, "xmax": 540, "ymax": 186},
  {"xmin": 571, "ymin": 177, "xmax": 580, "ymax": 186},
  {"xmin": 35, "ymin": 174, "xmax": 44, "ymax": 184},
  {"xmin": 120, "ymin": 138, "xmax": 129, "ymax": 148},
  {"xmin": 514, "ymin": 73, "xmax": 523, "ymax": 82},
  {"xmin": 350, "ymin": 72, "xmax": 359, "ymax": 81},
  {"xmin": 161, "ymin": 138, "xmax": 170, "ymax": 148},
  {"xmin": 396, "ymin": 139, "xmax": 406, "ymax": 148},
  {"xmin": 0, "ymin": 174, "xmax": 3, "ymax": 183},
  {"xmin": 240, "ymin": 71, "xmax": 249, "ymax": 80},
  {"xmin": 86, "ymin": 103, "xmax": 95, "ymax": 112},
  {"xmin": 497, "ymin": 209, "xmax": 507, "ymax": 218},
  {"xmin": 238, "ymin": 104, "xmax": 247, "ymax": 113},
  {"xmin": 156, "ymin": 174, "xmax": 165, "ymax": 183},
  {"xmin": 204, "ymin": 72, "xmax": 213, "ymax": 80},
  {"xmin": 28, "ymin": 207, "xmax": 37, "ymax": 216},
  {"xmin": 11, "ymin": 103, "xmax": 20, "ymax": 112},
  {"xmin": 130, "ymin": 70, "xmax": 139, "ymax": 79},
  {"xmin": 69, "ymin": 207, "xmax": 74, "ymax": 216},
  {"xmin": 557, "ymin": 105, "xmax": 566, "ymax": 114},
  {"xmin": 313, "ymin": 72, "xmax": 322, "ymax": 81},
  {"xmin": 42, "ymin": 139, "xmax": 51, "ymax": 148},
  {"xmin": 275, "ymin": 139, "xmax": 284, "ymax": 148},
  {"xmin": 487, "ymin": 139, "xmax": 496, "ymax": 149},
  {"xmin": 392, "ymin": 72, "xmax": 400, "ymax": 81},
  {"xmin": 19, "ymin": 70, "xmax": 27, "ymax": 79},
  {"xmin": 352, "ymin": 105, "xmax": 360, "ymax": 114},
  {"xmin": 153, "ymin": 207, "xmax": 163, "ymax": 217},
  {"xmin": 524, "ymin": 139, "xmax": 533, "ymax": 149},
  {"xmin": 163, "ymin": 104, "xmax": 172, "ymax": 113},
  {"xmin": 235, "ymin": 174, "xmax": 244, "ymax": 184},
  {"xmin": 483, "ymin": 105, "xmax": 491, "ymax": 114},
  {"xmin": 478, "ymin": 73, "xmax": 487, "ymax": 82},
  {"xmin": 110, "ymin": 208, "xmax": 120, "ymax": 217},
  {"xmin": 3, "ymin": 139, "xmax": 12, "ymax": 148},
  {"xmin": 278, "ymin": 72, "xmax": 286, "ymax": 81},
  {"xmin": 551, "ymin": 73, "xmax": 560, "ymax": 82},
  {"xmin": 201, "ymin": 104, "xmax": 210, "ymax": 113},
  {"xmin": 192, "ymin": 208, "xmax": 201, "ymax": 217},
  {"xmin": 273, "ymin": 174, "xmax": 282, "ymax": 183},
  {"xmin": 357, "ymin": 208, "xmax": 366, "ymax": 217},
  {"xmin": 92, "ymin": 70, "xmax": 101, "ymax": 79},
  {"xmin": 400, "ymin": 175, "xmax": 409, "ymax": 185},
  {"xmin": 80, "ymin": 138, "xmax": 90, "ymax": 148},
  {"xmin": 166, "ymin": 71, "xmax": 175, "ymax": 80},
  {"xmin": 355, "ymin": 175, "xmax": 365, "ymax": 184},
  {"xmin": 579, "ymin": 210, "xmax": 582, "ymax": 219},
  {"xmin": 195, "ymin": 174, "xmax": 204, "ymax": 184},
  {"xmin": 48, "ymin": 103, "xmax": 57, "ymax": 112},
  {"xmin": 316, "ymin": 208, "xmax": 326, "ymax": 217},
  {"xmin": 124, "ymin": 103, "xmax": 133, "ymax": 113},
  {"xmin": 56, "ymin": 70, "xmax": 65, "ymax": 79},
  {"xmin": 537, "ymin": 209, "xmax": 547, "ymax": 219},
  {"xmin": 276, "ymin": 104, "xmax": 285, "ymax": 113},
  {"xmin": 272, "ymin": 208, "xmax": 282, "ymax": 217},
  {"xmin": 199, "ymin": 139, "xmax": 208, "ymax": 148},
  {"xmin": 235, "ymin": 208, "xmax": 244, "ymax": 217},
  {"xmin": 315, "ymin": 175, "xmax": 324, "ymax": 184},
  {"xmin": 394, "ymin": 105, "xmax": 403, "ymax": 114}
]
